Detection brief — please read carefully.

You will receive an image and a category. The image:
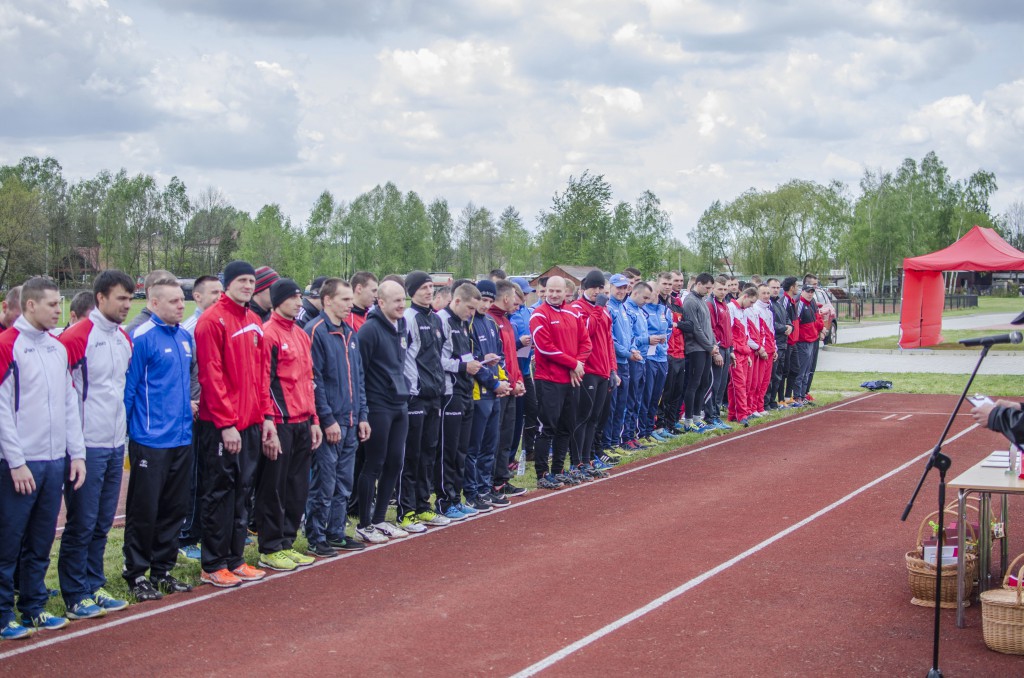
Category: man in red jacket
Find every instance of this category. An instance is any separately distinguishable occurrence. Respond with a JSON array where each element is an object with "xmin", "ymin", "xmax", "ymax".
[
  {"xmin": 194, "ymin": 260, "xmax": 278, "ymax": 588},
  {"xmin": 727, "ymin": 287, "xmax": 757, "ymax": 425},
  {"xmin": 792, "ymin": 284, "xmax": 823, "ymax": 406},
  {"xmin": 254, "ymin": 279, "xmax": 323, "ymax": 572},
  {"xmin": 488, "ymin": 280, "xmax": 527, "ymax": 497},
  {"xmin": 569, "ymin": 270, "xmax": 616, "ymax": 478},
  {"xmin": 530, "ymin": 276, "xmax": 592, "ymax": 488}
]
